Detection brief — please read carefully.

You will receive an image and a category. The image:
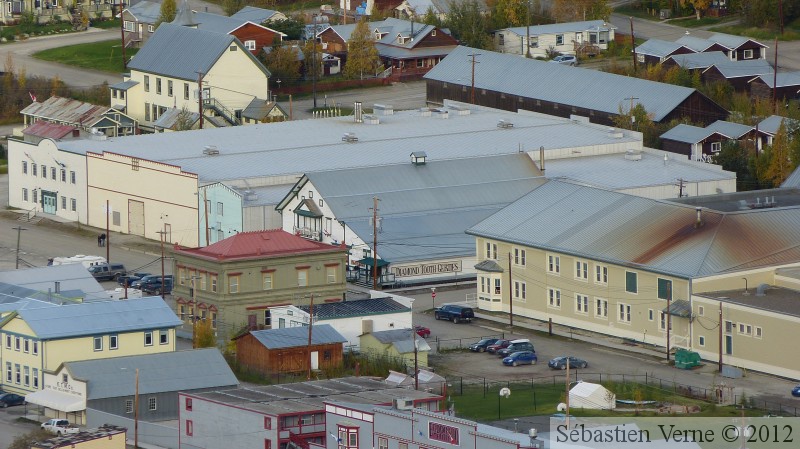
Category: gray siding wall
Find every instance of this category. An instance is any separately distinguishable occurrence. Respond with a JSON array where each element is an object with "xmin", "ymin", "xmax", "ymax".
[
  {"xmin": 88, "ymin": 391, "xmax": 178, "ymax": 421},
  {"xmin": 87, "ymin": 408, "xmax": 178, "ymax": 449}
]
